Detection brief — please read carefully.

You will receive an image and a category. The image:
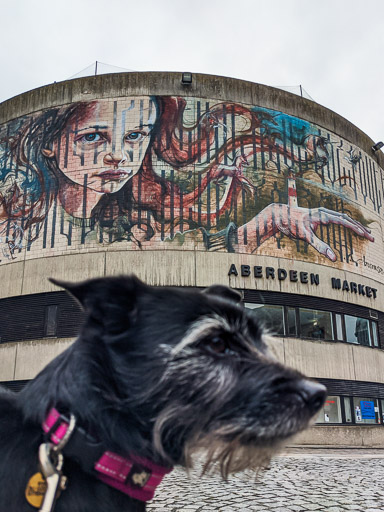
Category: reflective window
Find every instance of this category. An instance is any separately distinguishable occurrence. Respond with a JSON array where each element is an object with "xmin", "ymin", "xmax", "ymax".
[
  {"xmin": 345, "ymin": 316, "xmax": 371, "ymax": 346},
  {"xmin": 372, "ymin": 322, "xmax": 379, "ymax": 347},
  {"xmin": 335, "ymin": 314, "xmax": 344, "ymax": 341},
  {"xmin": 316, "ymin": 395, "xmax": 384, "ymax": 425},
  {"xmin": 243, "ymin": 302, "xmax": 380, "ymax": 349},
  {"xmin": 45, "ymin": 305, "xmax": 58, "ymax": 337},
  {"xmin": 287, "ymin": 307, "xmax": 297, "ymax": 337},
  {"xmin": 344, "ymin": 397, "xmax": 353, "ymax": 423},
  {"xmin": 353, "ymin": 397, "xmax": 379, "ymax": 424},
  {"xmin": 245, "ymin": 304, "xmax": 284, "ymax": 335},
  {"xmin": 316, "ymin": 396, "xmax": 342, "ymax": 423},
  {"xmin": 299, "ymin": 308, "xmax": 333, "ymax": 340}
]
